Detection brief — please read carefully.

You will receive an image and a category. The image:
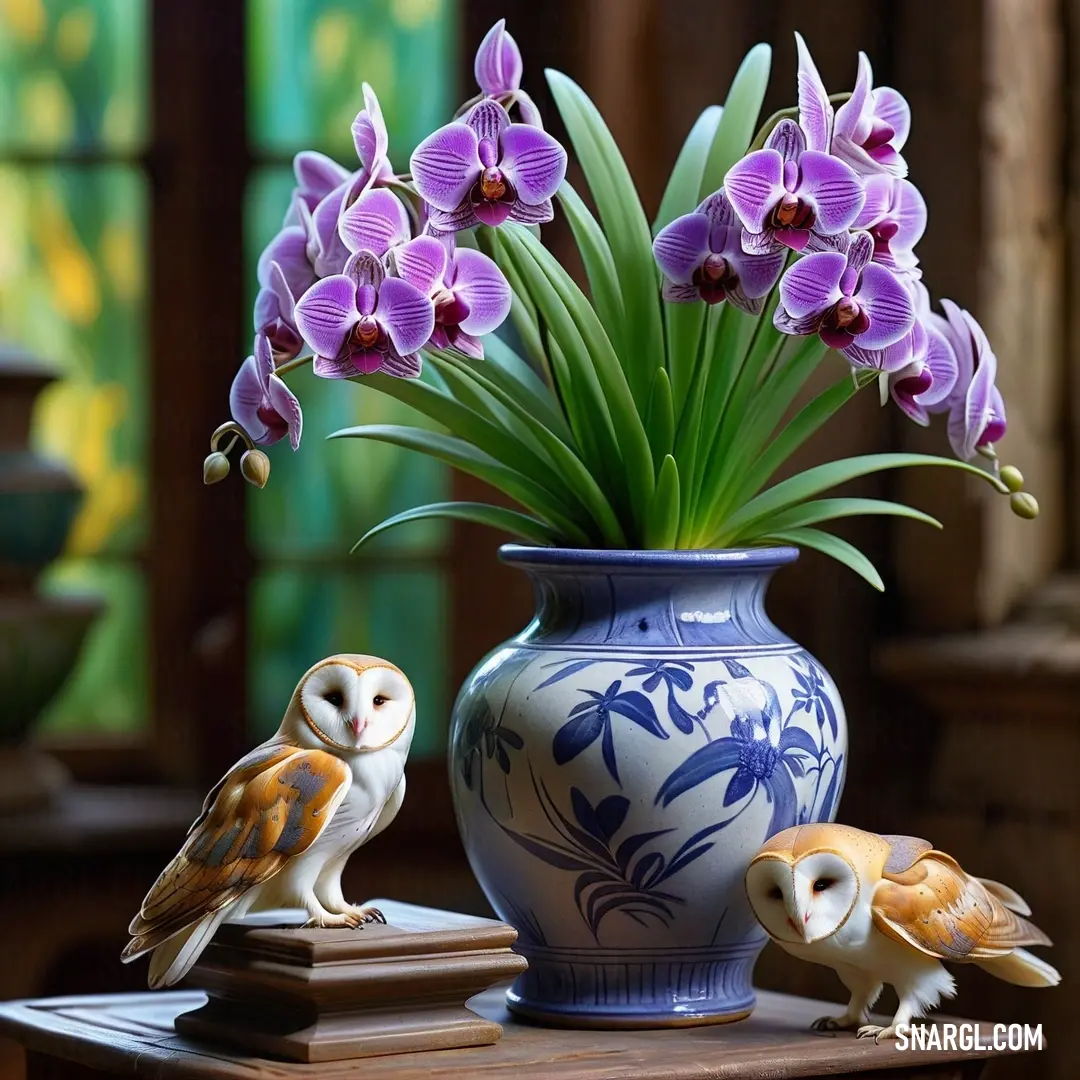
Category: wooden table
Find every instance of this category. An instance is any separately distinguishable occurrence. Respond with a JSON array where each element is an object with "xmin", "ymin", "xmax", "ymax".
[{"xmin": 0, "ymin": 986, "xmax": 1034, "ymax": 1079}]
